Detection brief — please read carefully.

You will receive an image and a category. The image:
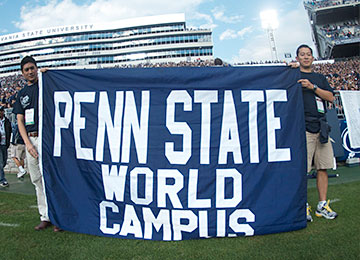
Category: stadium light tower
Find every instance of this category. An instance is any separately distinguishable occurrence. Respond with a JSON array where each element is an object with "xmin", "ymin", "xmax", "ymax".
[{"xmin": 260, "ymin": 10, "xmax": 279, "ymax": 61}]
